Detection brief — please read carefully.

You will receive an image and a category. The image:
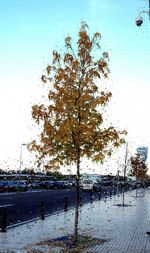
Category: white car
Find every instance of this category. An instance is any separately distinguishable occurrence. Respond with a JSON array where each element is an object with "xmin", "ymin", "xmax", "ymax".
[{"xmin": 81, "ymin": 179, "xmax": 94, "ymax": 191}]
